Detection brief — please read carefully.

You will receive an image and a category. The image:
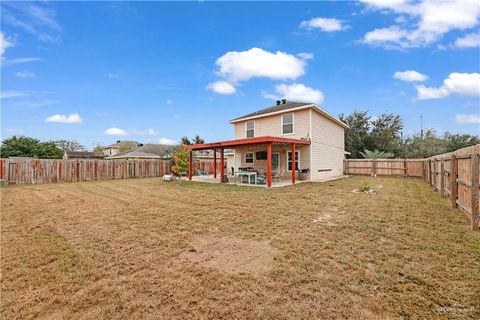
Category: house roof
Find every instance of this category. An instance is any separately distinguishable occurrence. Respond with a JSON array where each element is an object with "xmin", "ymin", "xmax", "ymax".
[
  {"xmin": 65, "ymin": 151, "xmax": 103, "ymax": 159},
  {"xmin": 229, "ymin": 101, "xmax": 348, "ymax": 128},
  {"xmin": 186, "ymin": 136, "xmax": 311, "ymax": 151},
  {"xmin": 106, "ymin": 143, "xmax": 175, "ymax": 159},
  {"xmin": 104, "ymin": 140, "xmax": 140, "ymax": 149}
]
